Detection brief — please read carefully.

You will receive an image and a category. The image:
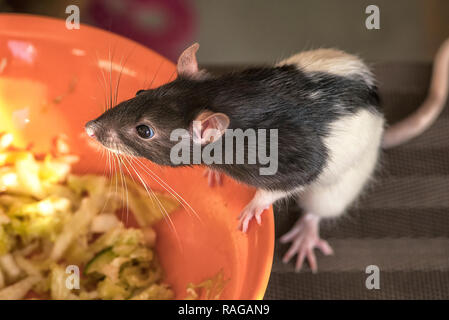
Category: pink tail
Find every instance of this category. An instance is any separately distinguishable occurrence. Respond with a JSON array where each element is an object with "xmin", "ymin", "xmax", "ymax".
[{"xmin": 382, "ymin": 38, "xmax": 449, "ymax": 149}]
